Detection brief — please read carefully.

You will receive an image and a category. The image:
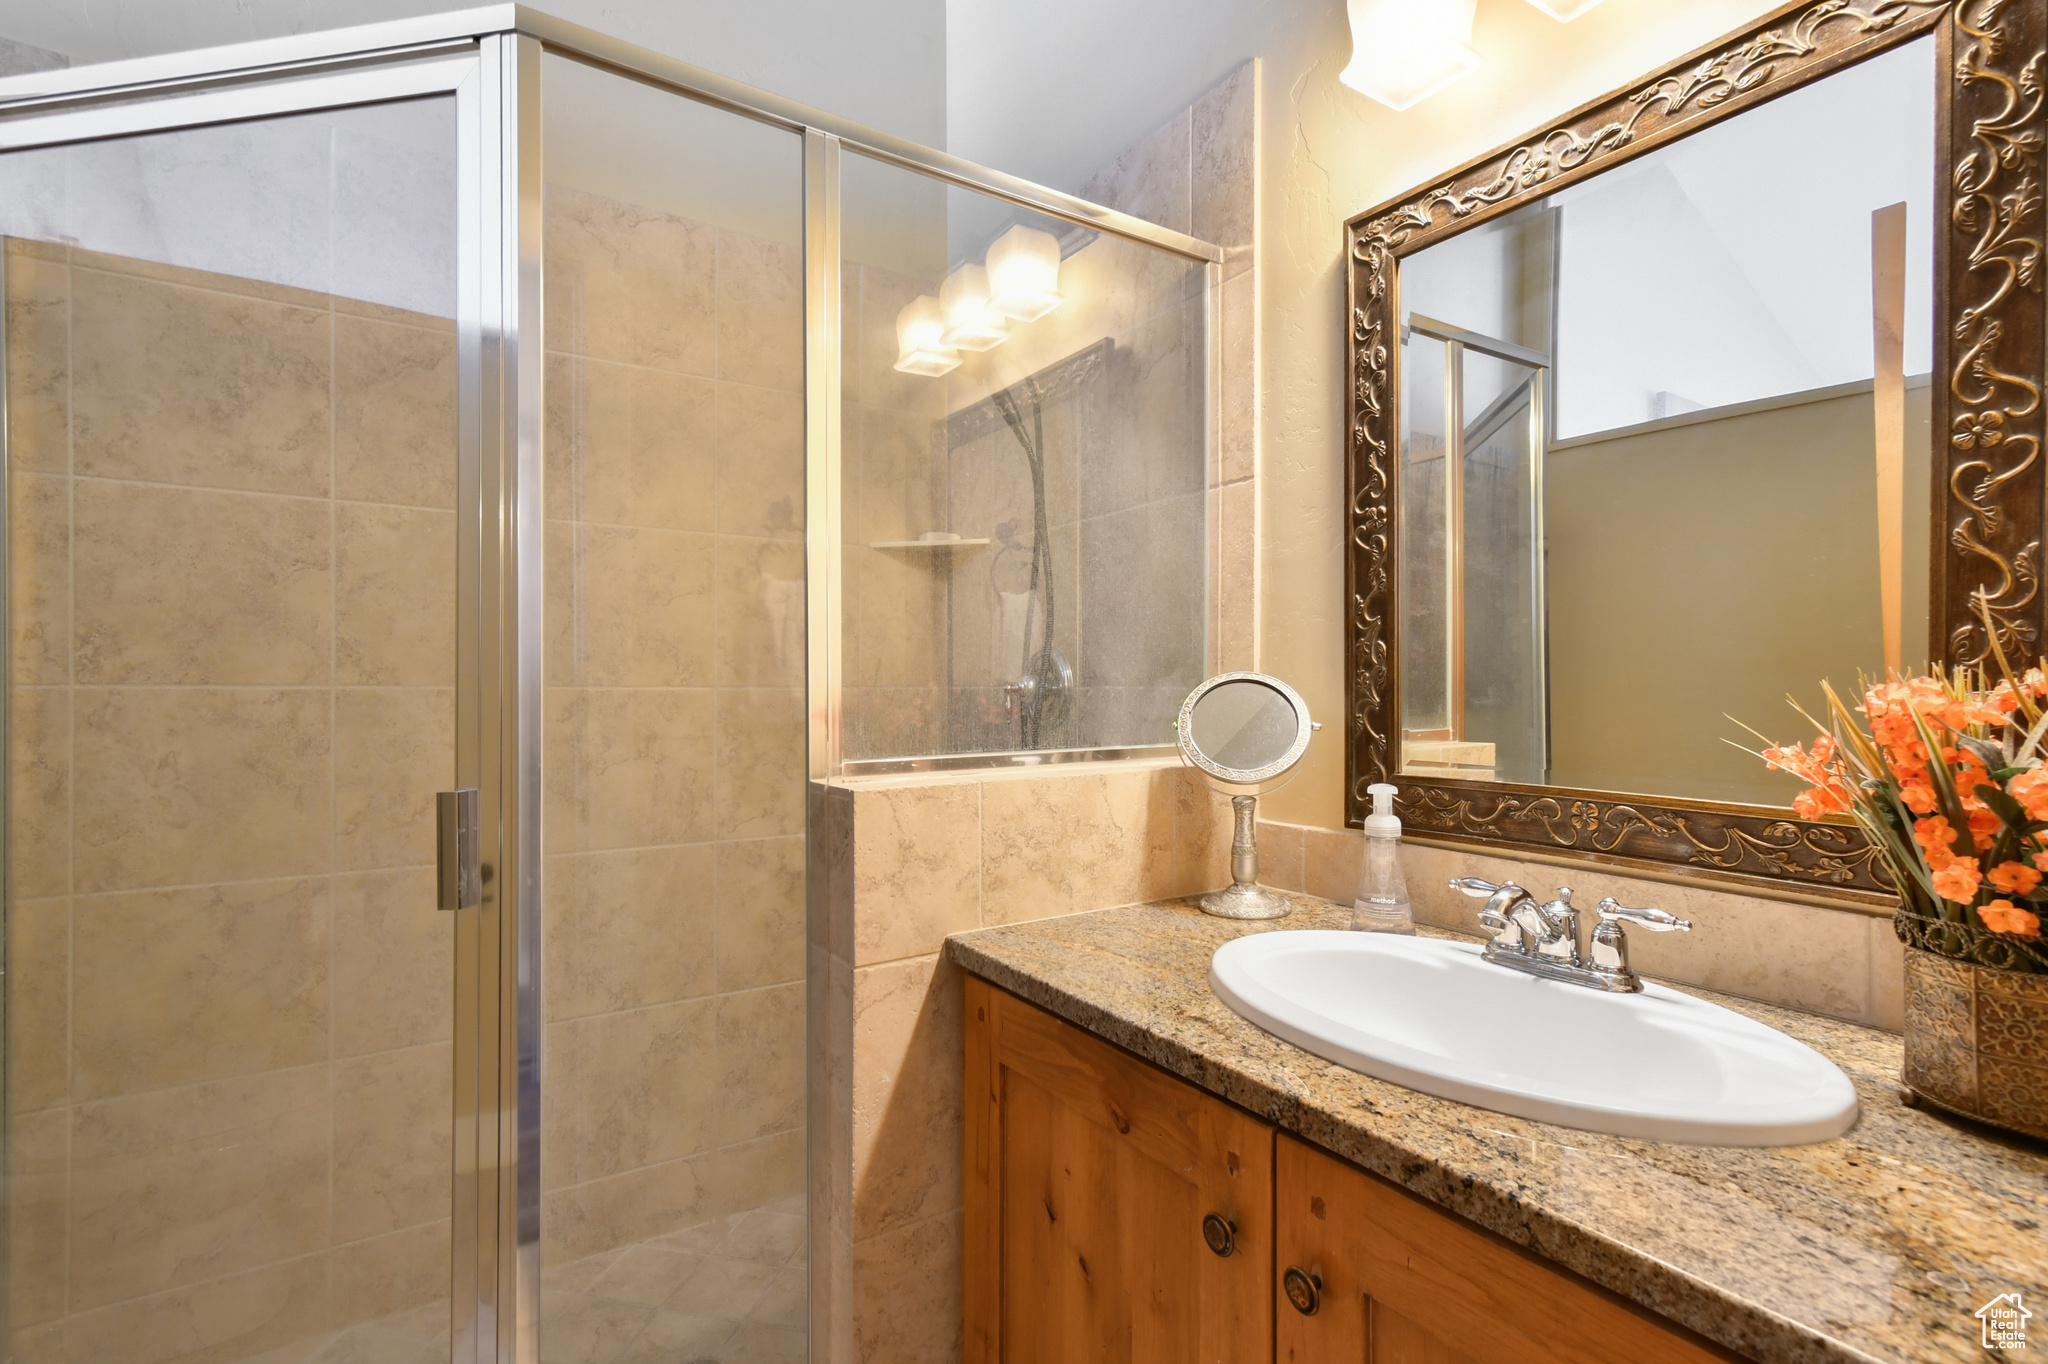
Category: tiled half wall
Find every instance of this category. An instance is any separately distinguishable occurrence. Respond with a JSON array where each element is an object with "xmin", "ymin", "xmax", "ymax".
[{"xmin": 805, "ymin": 760, "xmax": 1237, "ymax": 1364}]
